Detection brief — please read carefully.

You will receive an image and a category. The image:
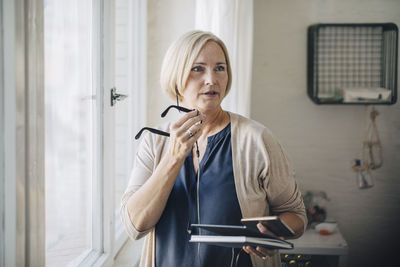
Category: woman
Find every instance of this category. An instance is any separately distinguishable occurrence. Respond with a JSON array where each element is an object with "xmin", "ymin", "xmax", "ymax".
[{"xmin": 121, "ymin": 30, "xmax": 306, "ymax": 267}]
